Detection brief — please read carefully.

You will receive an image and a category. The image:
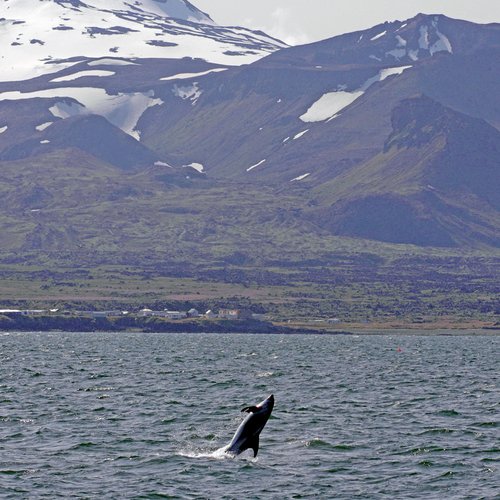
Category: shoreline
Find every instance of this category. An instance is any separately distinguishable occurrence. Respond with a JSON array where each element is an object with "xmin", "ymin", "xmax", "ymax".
[
  {"xmin": 1, "ymin": 329, "xmax": 498, "ymax": 336},
  {"xmin": 0, "ymin": 324, "xmax": 497, "ymax": 337},
  {"xmin": 0, "ymin": 313, "xmax": 497, "ymax": 336}
]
